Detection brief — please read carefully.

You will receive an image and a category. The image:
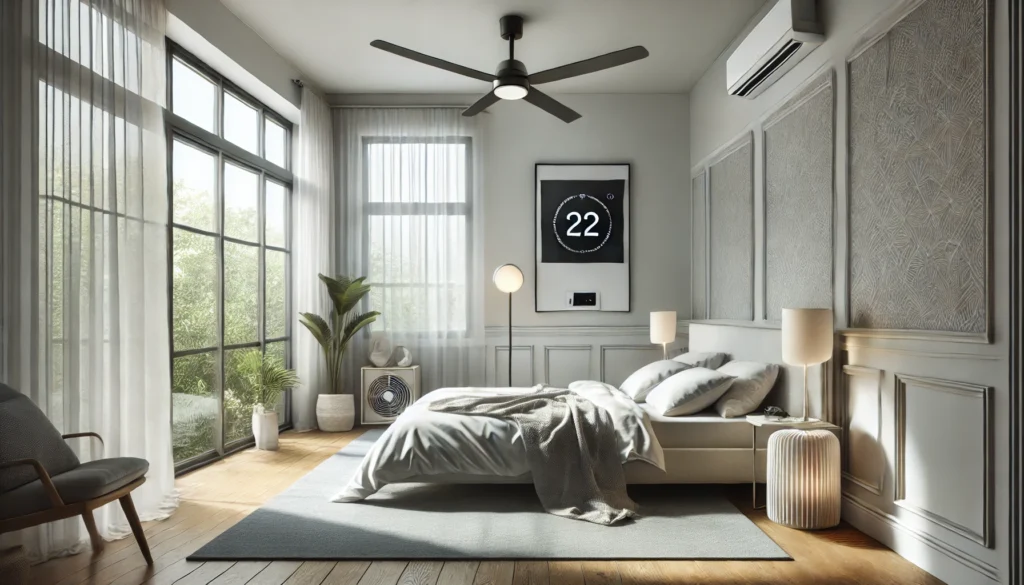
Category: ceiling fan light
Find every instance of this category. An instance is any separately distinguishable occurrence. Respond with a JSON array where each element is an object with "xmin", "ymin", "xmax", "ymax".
[{"xmin": 494, "ymin": 84, "xmax": 528, "ymax": 100}]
